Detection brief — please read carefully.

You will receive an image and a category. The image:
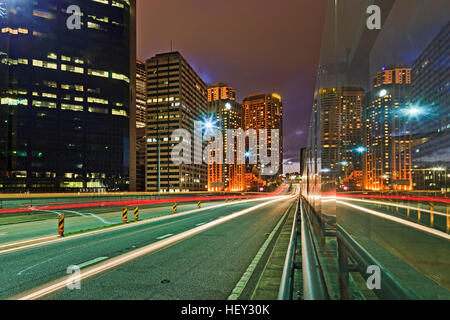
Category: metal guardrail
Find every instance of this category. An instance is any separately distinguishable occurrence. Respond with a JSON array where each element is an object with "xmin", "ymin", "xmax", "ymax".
[
  {"xmin": 278, "ymin": 198, "xmax": 300, "ymax": 300},
  {"xmin": 278, "ymin": 198, "xmax": 329, "ymax": 300},
  {"xmin": 337, "ymin": 224, "xmax": 416, "ymax": 300},
  {"xmin": 301, "ymin": 199, "xmax": 329, "ymax": 300}
]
